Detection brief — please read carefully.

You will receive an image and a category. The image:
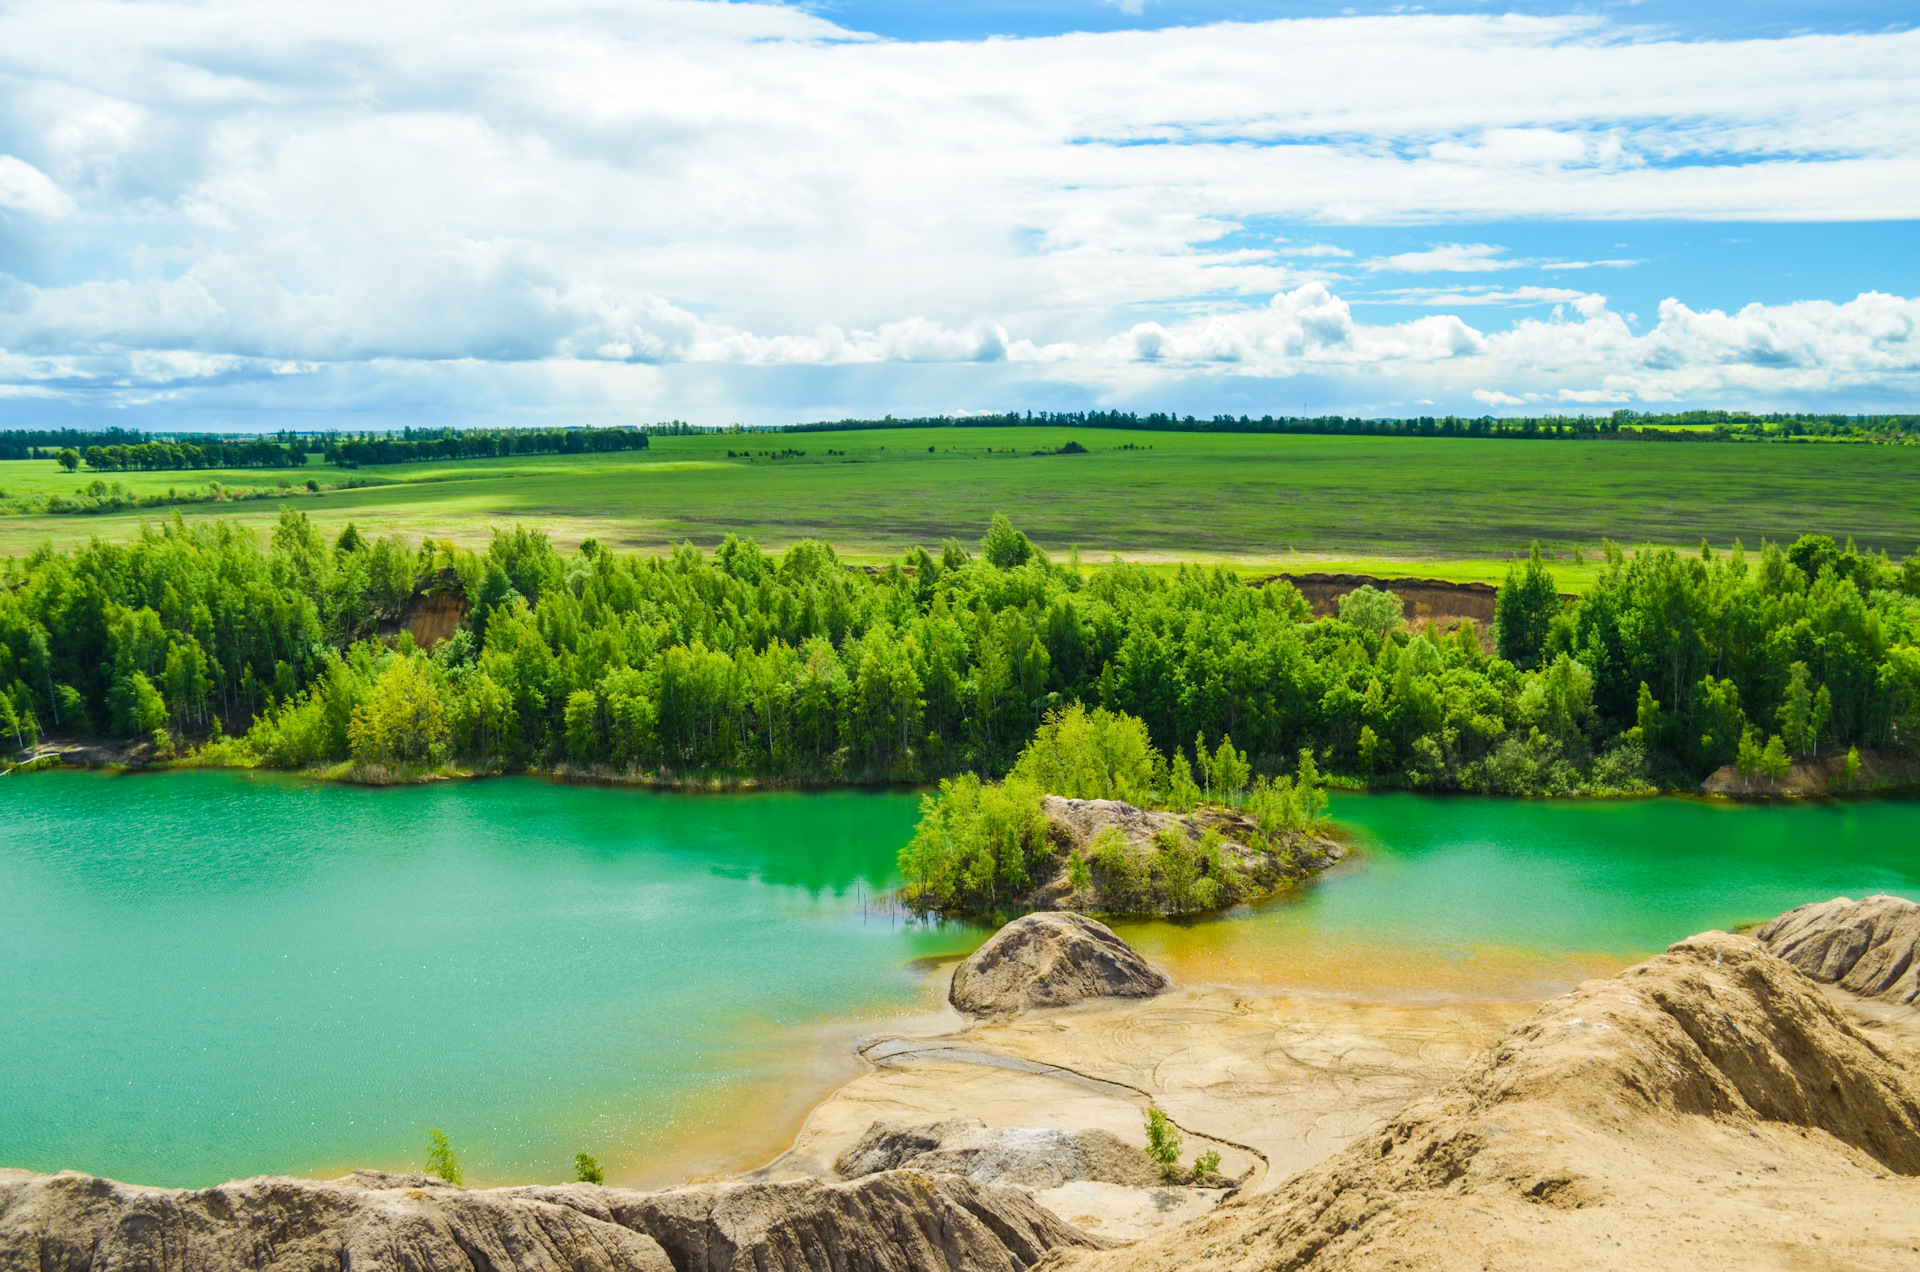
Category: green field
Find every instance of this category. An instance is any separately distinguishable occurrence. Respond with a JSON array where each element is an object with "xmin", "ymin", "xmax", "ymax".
[{"xmin": 4, "ymin": 428, "xmax": 1918, "ymax": 582}]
